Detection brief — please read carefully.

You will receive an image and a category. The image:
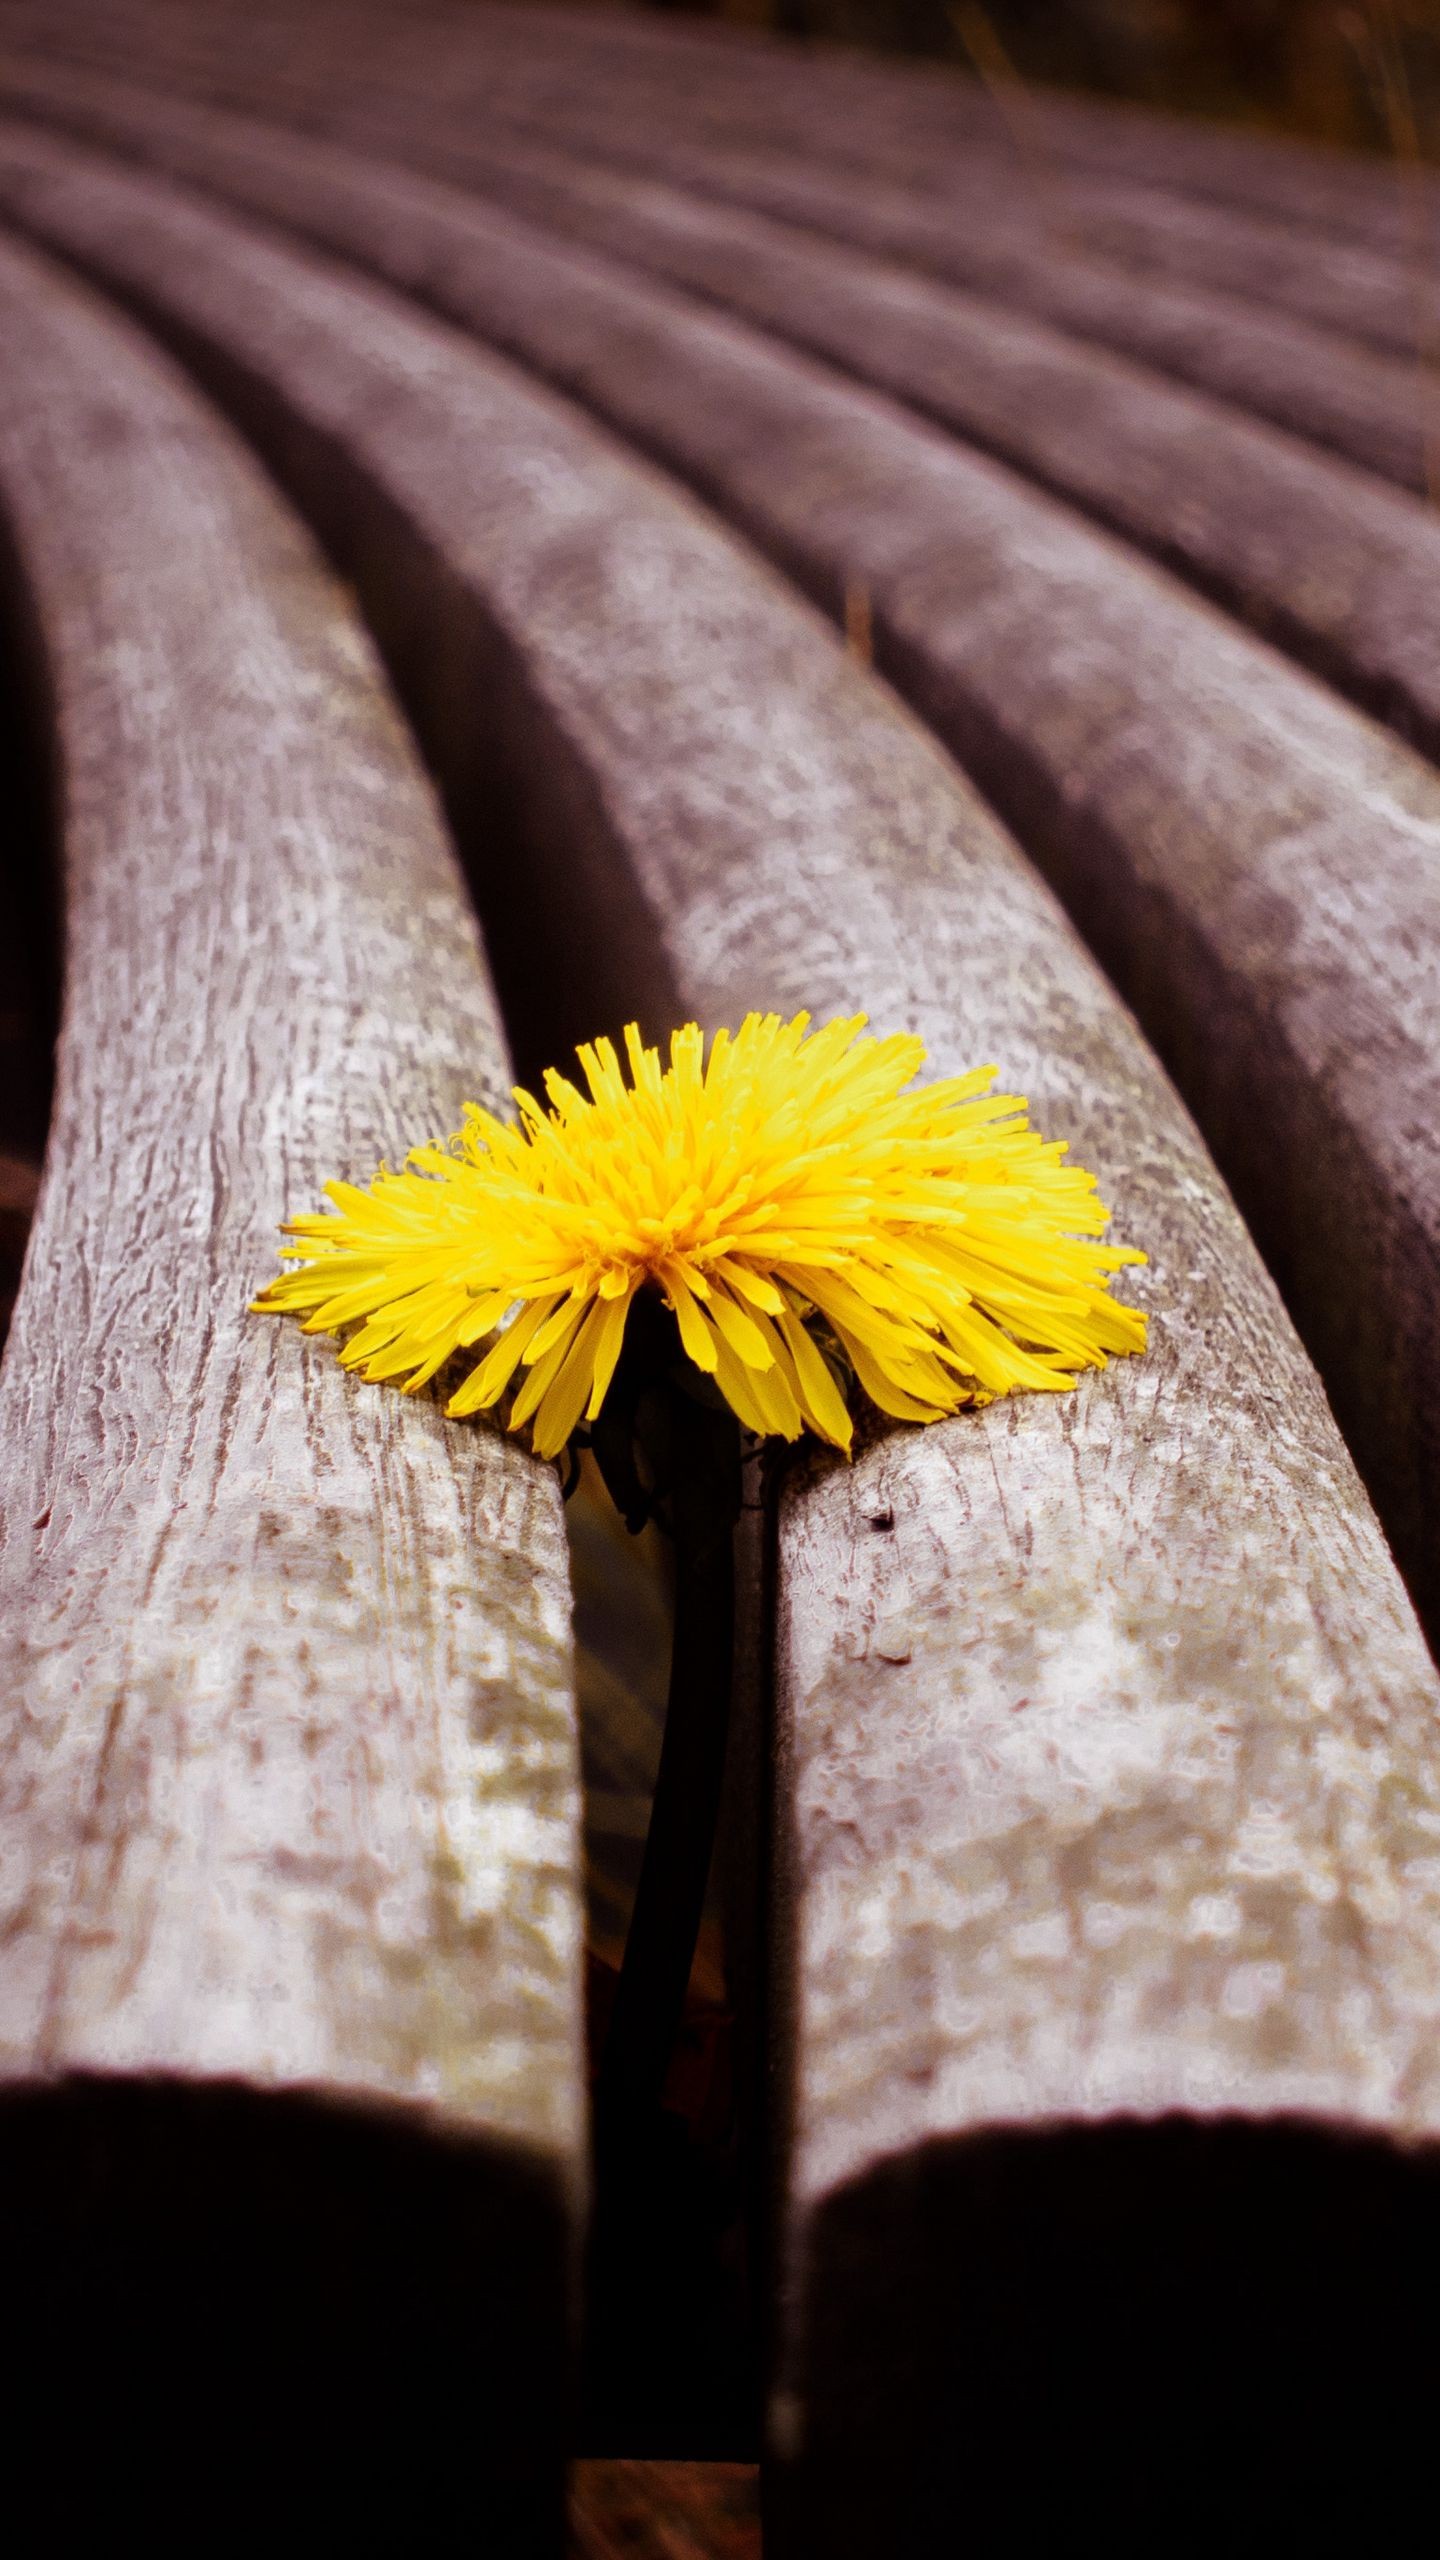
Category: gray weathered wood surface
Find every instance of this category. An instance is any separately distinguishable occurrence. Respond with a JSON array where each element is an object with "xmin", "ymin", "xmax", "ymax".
[
  {"xmin": 37, "ymin": 0, "xmax": 1436, "ymax": 279},
  {"xmin": 33, "ymin": 66, "xmax": 1434, "ymax": 754},
  {"xmin": 463, "ymin": 4, "xmax": 1435, "ymax": 359},
  {"xmin": 8, "ymin": 0, "xmax": 1424, "ymax": 494},
  {"xmin": 4, "ymin": 110, "xmax": 1435, "ymax": 1647},
  {"xmin": 0, "ymin": 221, "xmax": 581, "ymax": 2542},
  {"xmin": 14, "ymin": 0, "xmax": 1440, "ymax": 269},
  {"xmin": 0, "ymin": 128, "xmax": 1435, "ymax": 2537},
  {"xmin": 360, "ymin": 0, "xmax": 1436, "ymax": 360}
]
